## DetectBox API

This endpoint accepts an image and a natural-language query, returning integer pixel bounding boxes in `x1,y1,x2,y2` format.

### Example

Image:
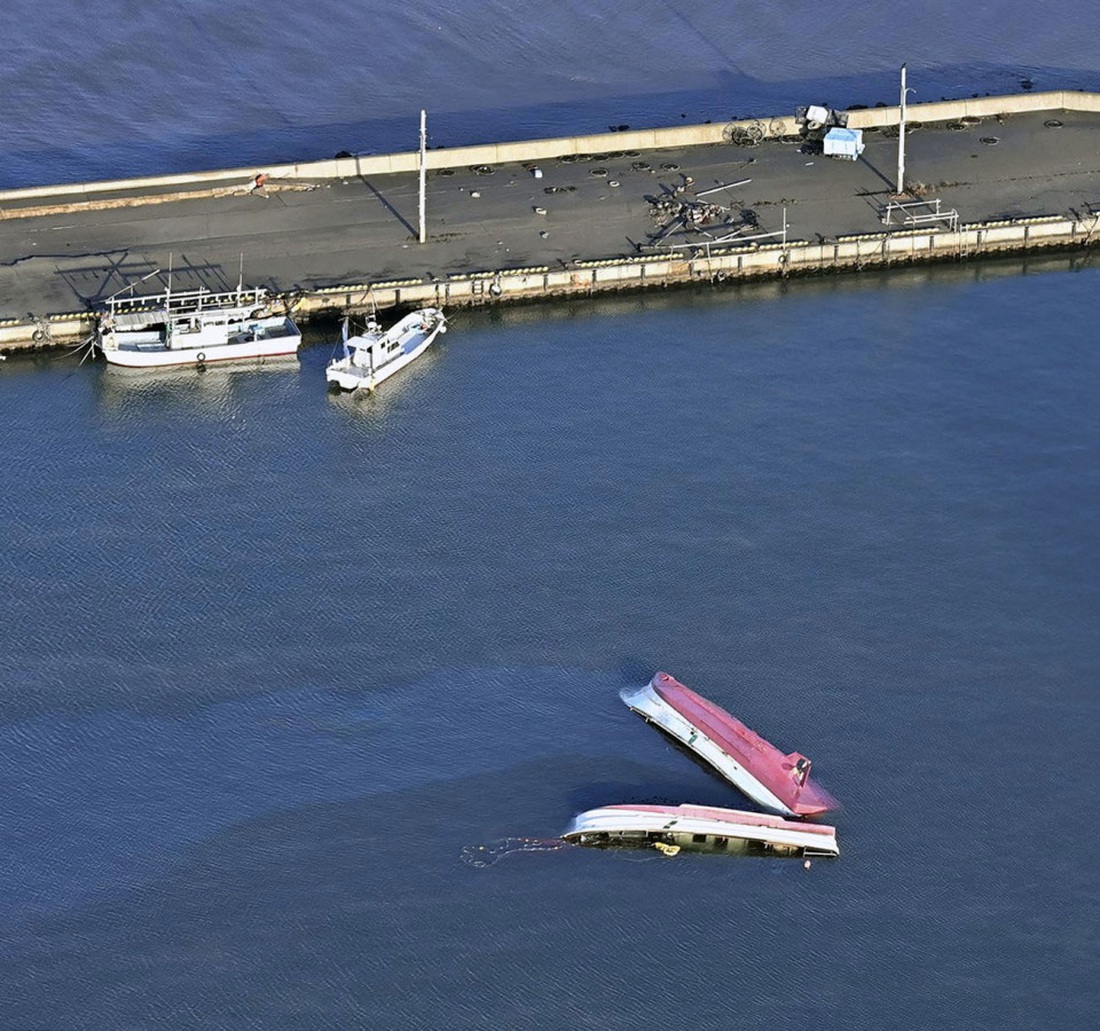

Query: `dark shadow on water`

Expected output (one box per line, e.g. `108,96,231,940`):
614,656,655,688
614,716,765,804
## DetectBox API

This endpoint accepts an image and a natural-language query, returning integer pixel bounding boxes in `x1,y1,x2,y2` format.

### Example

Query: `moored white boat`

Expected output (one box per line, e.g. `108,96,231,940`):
326,307,446,391
97,284,301,368
563,803,839,857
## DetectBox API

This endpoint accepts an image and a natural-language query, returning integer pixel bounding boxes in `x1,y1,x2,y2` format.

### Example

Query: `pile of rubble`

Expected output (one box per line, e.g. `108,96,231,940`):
648,178,728,231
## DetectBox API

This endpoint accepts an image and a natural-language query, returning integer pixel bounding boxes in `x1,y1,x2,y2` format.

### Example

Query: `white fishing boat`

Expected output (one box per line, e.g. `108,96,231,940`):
326,307,446,391
96,281,301,368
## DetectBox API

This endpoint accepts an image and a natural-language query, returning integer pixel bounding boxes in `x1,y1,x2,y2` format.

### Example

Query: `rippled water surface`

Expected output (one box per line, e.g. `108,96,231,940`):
3,3,1100,1026
4,0,1100,187
2,261,1098,1027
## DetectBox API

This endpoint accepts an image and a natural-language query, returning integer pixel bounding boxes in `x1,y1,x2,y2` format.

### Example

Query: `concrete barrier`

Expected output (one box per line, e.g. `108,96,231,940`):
4,90,1097,208
5,205,1095,355
845,89,1096,128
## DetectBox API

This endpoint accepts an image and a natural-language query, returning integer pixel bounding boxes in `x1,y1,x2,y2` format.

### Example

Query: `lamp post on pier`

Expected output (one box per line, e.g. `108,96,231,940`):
896,64,914,195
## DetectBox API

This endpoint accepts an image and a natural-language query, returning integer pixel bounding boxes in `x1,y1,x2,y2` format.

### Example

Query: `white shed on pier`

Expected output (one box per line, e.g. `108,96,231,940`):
823,127,865,160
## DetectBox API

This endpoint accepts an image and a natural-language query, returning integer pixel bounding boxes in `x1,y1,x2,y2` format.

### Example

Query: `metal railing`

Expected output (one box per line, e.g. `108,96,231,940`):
882,198,959,231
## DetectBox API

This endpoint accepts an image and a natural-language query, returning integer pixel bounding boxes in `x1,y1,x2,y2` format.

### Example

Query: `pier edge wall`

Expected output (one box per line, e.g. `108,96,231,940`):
4,211,1098,352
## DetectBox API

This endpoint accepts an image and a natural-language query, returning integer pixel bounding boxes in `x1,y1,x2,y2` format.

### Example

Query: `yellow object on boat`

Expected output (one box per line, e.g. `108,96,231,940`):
653,841,680,857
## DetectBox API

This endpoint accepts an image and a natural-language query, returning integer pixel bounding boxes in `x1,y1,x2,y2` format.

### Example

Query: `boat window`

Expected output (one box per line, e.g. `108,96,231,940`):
692,833,707,844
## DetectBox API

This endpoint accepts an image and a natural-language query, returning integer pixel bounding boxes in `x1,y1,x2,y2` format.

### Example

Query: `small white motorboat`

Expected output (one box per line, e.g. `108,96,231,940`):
326,307,447,392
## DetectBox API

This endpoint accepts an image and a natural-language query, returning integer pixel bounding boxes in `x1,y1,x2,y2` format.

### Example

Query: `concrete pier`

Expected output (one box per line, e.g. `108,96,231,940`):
2,89,1100,353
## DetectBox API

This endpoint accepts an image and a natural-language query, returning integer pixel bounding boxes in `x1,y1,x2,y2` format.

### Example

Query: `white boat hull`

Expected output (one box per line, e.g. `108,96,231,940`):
564,804,839,857
620,682,794,816
102,332,300,368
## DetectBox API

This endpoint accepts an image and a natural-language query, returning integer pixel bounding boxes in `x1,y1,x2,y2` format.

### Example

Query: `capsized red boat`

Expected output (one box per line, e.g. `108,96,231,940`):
620,672,838,818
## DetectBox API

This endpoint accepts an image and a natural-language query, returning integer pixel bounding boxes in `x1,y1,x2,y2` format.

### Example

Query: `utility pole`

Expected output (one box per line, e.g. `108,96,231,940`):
896,64,909,195
418,110,427,244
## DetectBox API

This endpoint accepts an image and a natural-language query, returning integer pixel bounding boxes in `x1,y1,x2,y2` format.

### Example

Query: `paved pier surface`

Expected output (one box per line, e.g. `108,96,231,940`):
1,110,1098,321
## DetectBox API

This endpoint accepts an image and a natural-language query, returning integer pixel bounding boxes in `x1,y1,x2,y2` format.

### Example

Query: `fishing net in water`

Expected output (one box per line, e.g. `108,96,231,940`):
461,837,571,868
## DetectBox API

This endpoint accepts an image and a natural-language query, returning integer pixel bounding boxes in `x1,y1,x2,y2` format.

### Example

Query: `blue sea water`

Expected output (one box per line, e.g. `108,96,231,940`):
3,0,1100,188
2,4,1100,1027
3,262,1098,1027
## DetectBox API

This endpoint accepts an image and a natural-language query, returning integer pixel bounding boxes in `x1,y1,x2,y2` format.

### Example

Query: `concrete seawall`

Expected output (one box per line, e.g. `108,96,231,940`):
4,211,1093,353
251,213,1100,316
2,89,1100,353
2,89,1094,203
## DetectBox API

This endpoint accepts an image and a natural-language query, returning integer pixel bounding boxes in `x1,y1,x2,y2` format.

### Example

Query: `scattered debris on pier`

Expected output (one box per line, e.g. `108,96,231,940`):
646,176,733,242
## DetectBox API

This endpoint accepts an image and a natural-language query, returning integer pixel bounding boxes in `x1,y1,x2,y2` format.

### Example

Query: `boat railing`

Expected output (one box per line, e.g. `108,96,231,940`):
105,285,268,319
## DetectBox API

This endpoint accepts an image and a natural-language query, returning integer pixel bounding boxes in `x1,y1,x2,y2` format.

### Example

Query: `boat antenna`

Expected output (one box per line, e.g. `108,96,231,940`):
238,253,244,298
167,252,173,302
366,286,379,331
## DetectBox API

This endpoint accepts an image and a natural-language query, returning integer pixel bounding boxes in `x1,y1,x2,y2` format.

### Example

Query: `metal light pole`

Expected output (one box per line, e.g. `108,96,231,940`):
896,64,912,195
418,109,427,244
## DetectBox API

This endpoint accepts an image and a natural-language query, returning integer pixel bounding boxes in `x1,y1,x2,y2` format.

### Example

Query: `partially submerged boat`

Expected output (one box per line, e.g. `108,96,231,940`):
326,307,446,391
621,672,837,818
563,803,839,857
97,283,301,368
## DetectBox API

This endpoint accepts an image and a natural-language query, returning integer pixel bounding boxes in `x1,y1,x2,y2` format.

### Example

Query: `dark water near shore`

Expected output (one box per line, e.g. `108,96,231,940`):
2,260,1098,1027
